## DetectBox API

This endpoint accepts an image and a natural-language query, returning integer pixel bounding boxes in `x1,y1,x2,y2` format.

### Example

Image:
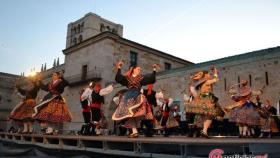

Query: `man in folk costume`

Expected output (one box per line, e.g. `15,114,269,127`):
259,99,279,138
183,84,198,137
10,76,40,134
141,84,158,137
112,61,157,138
90,82,113,135
33,71,72,135
159,97,177,137
185,66,224,138
226,80,261,138
79,82,94,135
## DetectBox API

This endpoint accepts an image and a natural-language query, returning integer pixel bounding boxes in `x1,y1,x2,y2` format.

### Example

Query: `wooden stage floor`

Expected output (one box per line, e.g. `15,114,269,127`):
1,132,279,158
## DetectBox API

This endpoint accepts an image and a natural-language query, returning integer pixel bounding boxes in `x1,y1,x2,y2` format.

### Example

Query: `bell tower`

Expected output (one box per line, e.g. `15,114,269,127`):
65,12,123,48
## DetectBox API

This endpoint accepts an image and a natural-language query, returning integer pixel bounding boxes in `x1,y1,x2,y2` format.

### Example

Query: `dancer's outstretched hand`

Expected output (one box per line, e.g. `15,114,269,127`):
117,61,124,69
152,64,159,71
213,67,218,75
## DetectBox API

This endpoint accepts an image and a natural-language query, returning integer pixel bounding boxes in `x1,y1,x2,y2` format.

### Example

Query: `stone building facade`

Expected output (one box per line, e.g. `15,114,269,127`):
155,47,280,113
0,73,20,130
1,12,280,132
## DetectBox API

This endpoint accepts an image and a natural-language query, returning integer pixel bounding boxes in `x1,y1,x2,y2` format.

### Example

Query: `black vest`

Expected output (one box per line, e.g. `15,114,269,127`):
143,89,157,107
91,91,104,104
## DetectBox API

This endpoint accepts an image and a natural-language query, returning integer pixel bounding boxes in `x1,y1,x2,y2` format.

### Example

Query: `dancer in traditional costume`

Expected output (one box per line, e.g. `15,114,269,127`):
159,97,179,137
185,66,224,138
259,100,279,138
183,85,197,137
10,77,40,134
33,71,72,134
112,61,157,138
79,83,93,135
90,82,113,135
141,84,158,137
227,80,261,138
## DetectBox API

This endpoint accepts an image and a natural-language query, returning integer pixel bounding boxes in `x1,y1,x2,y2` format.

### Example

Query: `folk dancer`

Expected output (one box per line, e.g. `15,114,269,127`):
185,66,224,138
33,72,72,135
226,80,262,138
90,82,113,135
79,83,93,135
112,61,157,138
10,76,40,134
259,99,279,138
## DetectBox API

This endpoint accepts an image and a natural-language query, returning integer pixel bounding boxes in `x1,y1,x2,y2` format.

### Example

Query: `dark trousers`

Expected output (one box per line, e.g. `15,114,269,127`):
91,108,101,122
179,121,187,135
90,108,101,135
142,120,154,137
80,112,91,135
83,112,91,123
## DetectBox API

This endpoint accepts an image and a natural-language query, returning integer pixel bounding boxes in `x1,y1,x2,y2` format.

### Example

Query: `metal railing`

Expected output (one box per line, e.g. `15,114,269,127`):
66,68,102,86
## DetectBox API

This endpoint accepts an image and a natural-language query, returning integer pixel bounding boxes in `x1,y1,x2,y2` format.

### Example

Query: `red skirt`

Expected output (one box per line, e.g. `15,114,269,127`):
10,99,36,121
34,99,72,123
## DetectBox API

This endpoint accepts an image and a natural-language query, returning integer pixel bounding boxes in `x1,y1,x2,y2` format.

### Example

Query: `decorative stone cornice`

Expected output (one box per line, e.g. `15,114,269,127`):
62,31,193,65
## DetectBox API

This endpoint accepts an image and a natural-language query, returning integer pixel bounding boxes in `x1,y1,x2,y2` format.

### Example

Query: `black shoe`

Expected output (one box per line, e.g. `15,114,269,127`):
80,125,86,135
41,128,47,134
84,125,91,135
200,131,210,139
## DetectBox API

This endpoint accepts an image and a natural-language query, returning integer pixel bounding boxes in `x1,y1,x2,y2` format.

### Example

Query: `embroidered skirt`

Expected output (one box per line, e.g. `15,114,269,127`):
160,115,179,129
229,102,260,126
10,99,36,122
34,98,72,123
260,116,279,133
112,89,146,121
185,95,224,118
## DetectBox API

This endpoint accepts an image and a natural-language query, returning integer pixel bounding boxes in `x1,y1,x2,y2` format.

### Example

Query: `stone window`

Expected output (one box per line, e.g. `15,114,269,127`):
112,28,117,34
79,35,83,43
74,27,76,34
249,74,252,87
81,65,88,81
265,72,269,85
71,28,74,35
106,26,111,31
130,51,138,67
73,38,77,45
77,24,81,33
81,22,84,32
100,23,105,32
164,62,171,70
224,78,227,91
237,76,240,87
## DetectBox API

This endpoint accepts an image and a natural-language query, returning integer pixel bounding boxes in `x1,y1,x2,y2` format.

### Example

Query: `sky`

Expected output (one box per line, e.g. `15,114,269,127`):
1,0,280,75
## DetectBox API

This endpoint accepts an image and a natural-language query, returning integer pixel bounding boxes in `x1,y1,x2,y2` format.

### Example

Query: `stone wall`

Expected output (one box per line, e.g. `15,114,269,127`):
0,73,20,130
155,47,280,114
